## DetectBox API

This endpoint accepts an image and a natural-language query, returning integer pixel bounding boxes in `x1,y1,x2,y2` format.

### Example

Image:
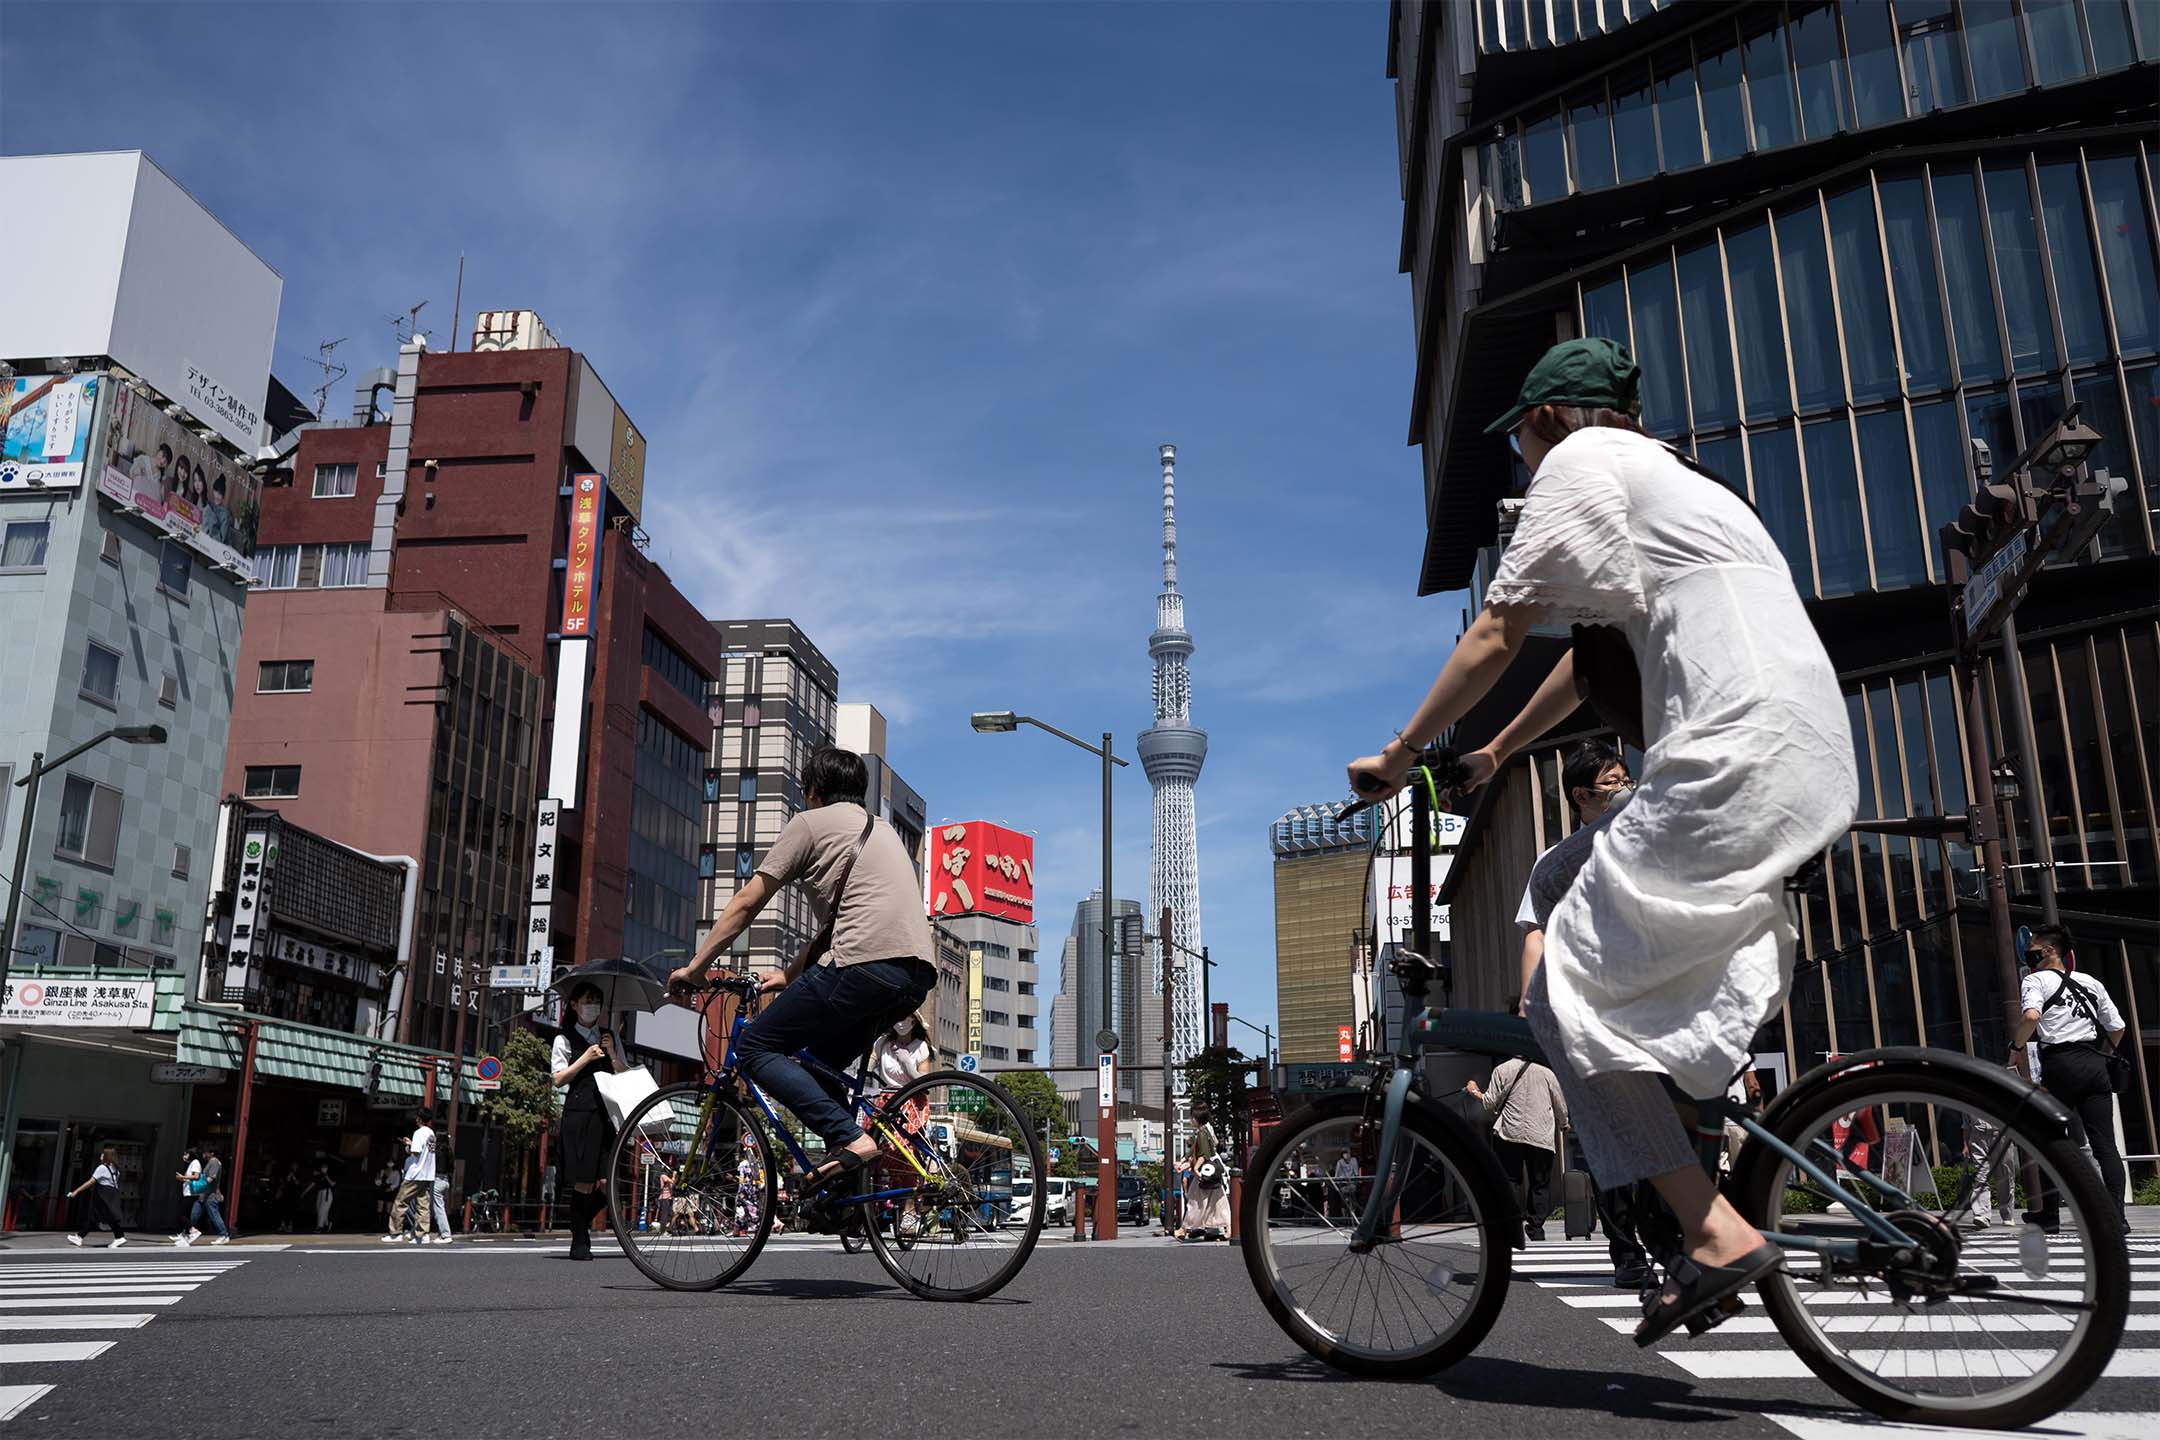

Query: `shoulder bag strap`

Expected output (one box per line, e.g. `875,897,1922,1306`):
1488,1060,1527,1121
798,812,877,966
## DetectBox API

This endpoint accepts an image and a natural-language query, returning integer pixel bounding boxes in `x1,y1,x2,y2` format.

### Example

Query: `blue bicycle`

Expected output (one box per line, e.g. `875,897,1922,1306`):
606,973,1048,1301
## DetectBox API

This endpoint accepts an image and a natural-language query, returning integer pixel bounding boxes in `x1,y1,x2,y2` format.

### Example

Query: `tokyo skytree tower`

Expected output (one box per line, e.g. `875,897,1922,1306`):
1136,443,1207,1104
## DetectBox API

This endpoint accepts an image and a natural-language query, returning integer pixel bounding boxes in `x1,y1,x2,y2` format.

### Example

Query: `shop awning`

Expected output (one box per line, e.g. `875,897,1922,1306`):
175,1004,489,1104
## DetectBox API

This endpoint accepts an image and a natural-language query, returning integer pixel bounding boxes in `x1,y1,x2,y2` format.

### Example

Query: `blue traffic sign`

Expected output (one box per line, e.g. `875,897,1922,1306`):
958,1052,980,1073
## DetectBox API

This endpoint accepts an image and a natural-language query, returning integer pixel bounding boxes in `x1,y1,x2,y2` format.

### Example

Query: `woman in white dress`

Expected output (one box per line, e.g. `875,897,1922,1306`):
1349,337,1856,1343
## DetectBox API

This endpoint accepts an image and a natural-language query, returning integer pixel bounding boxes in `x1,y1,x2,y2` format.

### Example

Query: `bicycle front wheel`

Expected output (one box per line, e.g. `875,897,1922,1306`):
1731,1053,2130,1430
1239,1093,1515,1377
606,1081,776,1291
862,1070,1046,1301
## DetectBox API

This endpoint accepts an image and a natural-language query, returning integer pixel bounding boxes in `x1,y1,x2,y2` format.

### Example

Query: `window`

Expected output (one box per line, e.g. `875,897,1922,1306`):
54,775,122,868
1651,44,1703,172
1802,415,1869,596
2024,0,2091,85
1016,1050,1034,1064
1965,0,2029,98
2037,160,2108,364
375,461,387,480
0,521,50,571
1741,13,1801,151
736,773,757,803
158,539,190,598
1826,184,1898,403
1788,4,1848,139
2084,0,2139,68
2089,154,2160,357
258,660,315,693
1776,201,1844,411
1878,176,1951,391
158,671,178,708
1983,161,2058,376
243,765,302,799
1676,241,1737,429
1749,425,1814,596
312,463,358,498
80,640,121,707
1018,1013,1036,1029
172,843,191,880
734,847,756,880
1842,0,1905,127
1696,25,1749,163
1725,221,1791,418
1898,0,1969,113
1966,388,2017,474
256,545,298,589
1855,408,1926,588
1581,274,1631,348
1567,87,1615,191
319,542,366,588
1626,257,1685,434
1610,63,1656,182
1522,107,1567,202
1931,167,2004,382
1910,399,1970,552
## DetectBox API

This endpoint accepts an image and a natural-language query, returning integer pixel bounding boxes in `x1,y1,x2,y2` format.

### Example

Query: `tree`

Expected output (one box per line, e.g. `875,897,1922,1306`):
1179,1045,1253,1158
991,1070,1072,1174
478,1030,557,1198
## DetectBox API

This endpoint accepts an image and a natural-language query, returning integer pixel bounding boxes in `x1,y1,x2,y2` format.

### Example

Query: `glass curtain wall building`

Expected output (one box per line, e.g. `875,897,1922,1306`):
1389,0,2158,1162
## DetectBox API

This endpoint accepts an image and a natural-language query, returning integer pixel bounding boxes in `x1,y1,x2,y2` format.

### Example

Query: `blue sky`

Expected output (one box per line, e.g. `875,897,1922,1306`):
2,0,1467,1051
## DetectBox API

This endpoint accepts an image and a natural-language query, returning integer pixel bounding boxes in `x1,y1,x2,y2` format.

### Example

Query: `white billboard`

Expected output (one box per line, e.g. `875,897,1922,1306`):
0,152,281,452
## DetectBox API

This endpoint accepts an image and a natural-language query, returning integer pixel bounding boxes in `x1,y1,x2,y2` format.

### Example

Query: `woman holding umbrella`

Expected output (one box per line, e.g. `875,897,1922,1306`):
549,980,628,1260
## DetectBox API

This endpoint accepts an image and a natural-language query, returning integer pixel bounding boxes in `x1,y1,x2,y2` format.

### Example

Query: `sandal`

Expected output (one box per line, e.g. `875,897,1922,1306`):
1633,1241,1783,1347
802,1147,872,1198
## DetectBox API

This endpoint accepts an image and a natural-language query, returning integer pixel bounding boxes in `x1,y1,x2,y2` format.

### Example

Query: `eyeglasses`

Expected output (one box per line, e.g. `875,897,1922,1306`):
1595,777,1635,794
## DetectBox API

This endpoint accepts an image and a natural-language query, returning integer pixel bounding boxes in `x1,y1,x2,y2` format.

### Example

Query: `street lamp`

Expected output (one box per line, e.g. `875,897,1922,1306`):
970,709,1128,1238
2,724,168,995
1224,1013,1274,1070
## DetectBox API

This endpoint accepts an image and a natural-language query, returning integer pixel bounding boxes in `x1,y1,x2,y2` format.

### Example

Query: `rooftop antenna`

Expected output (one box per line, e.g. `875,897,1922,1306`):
449,253,465,354
309,338,348,423
391,300,429,347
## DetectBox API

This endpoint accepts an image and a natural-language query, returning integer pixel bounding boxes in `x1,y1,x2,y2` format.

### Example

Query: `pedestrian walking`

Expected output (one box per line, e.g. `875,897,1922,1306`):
1466,1036,1568,1248
550,982,627,1260
171,1147,201,1243
304,1161,336,1234
1329,1149,1358,1223
429,1155,454,1246
380,1108,439,1245
1964,1098,2023,1227
2012,923,2130,1232
176,1145,231,1246
375,1155,400,1230
1183,1107,1231,1240
66,1143,127,1247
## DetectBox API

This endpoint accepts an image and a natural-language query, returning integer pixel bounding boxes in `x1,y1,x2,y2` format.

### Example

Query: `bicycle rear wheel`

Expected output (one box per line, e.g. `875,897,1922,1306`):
862,1071,1046,1301
1731,1054,2130,1429
607,1081,776,1291
1239,1093,1515,1377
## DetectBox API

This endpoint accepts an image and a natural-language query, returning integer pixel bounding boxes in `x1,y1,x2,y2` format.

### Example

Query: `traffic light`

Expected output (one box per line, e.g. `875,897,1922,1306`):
2038,469,2129,559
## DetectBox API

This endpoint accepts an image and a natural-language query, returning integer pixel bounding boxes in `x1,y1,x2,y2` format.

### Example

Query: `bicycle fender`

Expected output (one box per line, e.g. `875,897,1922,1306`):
1754,1046,2078,1145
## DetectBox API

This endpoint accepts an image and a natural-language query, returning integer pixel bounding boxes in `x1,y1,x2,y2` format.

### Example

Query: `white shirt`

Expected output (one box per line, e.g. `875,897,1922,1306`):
91,1163,117,1190
1515,844,1557,932
2020,969,2124,1045
405,1124,437,1184
1487,428,1856,1098
871,1034,929,1090
179,1158,201,1198
551,1023,606,1078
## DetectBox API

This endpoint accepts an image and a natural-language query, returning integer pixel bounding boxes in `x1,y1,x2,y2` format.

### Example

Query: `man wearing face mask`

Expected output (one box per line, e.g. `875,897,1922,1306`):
2010,924,2129,1234
550,982,626,1260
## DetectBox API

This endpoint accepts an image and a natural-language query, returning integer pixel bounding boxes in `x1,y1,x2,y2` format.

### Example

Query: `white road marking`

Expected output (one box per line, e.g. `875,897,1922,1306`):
1663,1349,2160,1380
0,1343,113,1365
0,1386,52,1422
1764,1411,2160,1440
0,1315,152,1331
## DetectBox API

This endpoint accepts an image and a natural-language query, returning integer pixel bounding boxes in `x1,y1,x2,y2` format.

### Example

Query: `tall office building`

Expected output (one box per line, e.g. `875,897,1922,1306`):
1269,803,1380,1063
700,620,838,973
926,820,1042,1067
1136,444,1207,1100
835,701,927,870
1386,4,2157,1143
1050,891,1156,1110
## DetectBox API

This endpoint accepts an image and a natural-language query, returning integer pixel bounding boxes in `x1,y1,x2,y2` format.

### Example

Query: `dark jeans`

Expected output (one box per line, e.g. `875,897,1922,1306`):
2035,1043,2128,1222
1493,1139,1554,1238
189,1194,229,1237
735,958,936,1149
75,1188,125,1241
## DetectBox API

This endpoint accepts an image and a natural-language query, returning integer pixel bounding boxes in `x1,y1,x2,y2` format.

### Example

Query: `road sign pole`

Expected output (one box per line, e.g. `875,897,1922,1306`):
1993,610,2060,927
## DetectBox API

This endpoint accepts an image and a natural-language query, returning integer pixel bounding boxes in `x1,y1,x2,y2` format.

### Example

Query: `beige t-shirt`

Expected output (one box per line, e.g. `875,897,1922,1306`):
757,803,934,970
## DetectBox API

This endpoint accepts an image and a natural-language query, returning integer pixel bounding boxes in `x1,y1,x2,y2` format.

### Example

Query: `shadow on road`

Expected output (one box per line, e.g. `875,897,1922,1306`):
601,1275,1031,1305
1213,1354,1841,1427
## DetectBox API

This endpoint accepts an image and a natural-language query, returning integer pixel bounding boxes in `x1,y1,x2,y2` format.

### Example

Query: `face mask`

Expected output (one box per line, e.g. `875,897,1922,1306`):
576,1002,602,1024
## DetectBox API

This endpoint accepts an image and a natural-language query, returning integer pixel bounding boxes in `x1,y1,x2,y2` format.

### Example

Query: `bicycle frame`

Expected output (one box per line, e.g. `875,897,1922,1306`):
1349,1001,1913,1264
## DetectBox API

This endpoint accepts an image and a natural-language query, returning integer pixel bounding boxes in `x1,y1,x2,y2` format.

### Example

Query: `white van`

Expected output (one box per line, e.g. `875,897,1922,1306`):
1011,1176,1075,1224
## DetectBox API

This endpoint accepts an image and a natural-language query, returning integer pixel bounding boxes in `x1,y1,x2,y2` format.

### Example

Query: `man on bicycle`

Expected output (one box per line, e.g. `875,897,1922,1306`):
669,746,937,1204
1349,338,1856,1344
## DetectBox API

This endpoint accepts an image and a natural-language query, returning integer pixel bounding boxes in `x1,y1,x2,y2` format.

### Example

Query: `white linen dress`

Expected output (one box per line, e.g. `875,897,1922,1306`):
1486,428,1856,1100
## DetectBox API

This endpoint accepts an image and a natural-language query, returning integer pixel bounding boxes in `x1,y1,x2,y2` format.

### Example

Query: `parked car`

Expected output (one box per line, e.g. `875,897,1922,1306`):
1011,1176,1075,1225
1115,1173,1149,1224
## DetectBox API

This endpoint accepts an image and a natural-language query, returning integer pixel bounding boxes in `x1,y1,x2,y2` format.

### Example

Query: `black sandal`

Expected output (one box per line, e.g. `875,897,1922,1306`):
1633,1242,1783,1347
803,1148,871,1198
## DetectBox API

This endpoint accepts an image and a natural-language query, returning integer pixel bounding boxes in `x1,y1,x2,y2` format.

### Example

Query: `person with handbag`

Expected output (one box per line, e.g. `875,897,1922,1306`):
2011,924,2129,1233
550,982,627,1260
669,746,938,1218
1182,1107,1231,1240
1466,1031,1569,1248
381,1108,440,1245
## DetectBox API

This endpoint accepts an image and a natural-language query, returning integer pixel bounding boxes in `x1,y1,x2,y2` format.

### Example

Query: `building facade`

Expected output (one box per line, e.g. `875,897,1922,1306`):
836,702,928,869
1388,1,2158,1153
926,820,1042,1068
1269,803,1382,1063
700,620,839,972
1050,893,1157,1109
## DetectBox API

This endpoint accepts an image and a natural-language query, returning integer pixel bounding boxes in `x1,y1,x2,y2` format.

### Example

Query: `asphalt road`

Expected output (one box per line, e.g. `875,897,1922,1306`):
0,1231,2153,1437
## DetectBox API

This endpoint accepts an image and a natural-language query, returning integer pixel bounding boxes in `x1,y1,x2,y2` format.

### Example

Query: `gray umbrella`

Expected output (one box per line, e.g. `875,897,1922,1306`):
544,957,670,1016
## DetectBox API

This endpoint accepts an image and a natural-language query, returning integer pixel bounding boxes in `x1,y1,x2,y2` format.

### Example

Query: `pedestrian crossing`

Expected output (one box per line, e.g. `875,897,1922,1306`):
0,1254,249,1423
1517,1230,2160,1435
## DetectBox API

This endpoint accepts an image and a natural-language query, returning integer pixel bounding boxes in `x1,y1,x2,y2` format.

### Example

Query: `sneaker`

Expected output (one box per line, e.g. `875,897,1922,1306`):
409,1234,423,1245
187,1228,202,1240
379,1233,408,1243
211,1235,231,1245
174,1235,192,1247
66,1234,83,1247
1967,1211,1994,1228
430,1235,452,1245
110,1237,128,1249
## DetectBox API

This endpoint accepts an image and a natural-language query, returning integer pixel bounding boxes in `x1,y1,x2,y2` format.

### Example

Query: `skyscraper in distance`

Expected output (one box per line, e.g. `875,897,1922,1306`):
1137,444,1206,1110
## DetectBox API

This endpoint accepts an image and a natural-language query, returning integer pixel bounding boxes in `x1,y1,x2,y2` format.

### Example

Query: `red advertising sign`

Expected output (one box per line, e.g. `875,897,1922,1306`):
928,821,1035,923
1338,1024,1354,1062
561,473,603,635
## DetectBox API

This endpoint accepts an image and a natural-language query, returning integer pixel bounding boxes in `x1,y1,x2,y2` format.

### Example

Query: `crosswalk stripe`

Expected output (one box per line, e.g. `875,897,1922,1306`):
1766,1410,2160,1440
1662,1349,2160,1380
0,1285,202,1298
1558,1288,2106,1308
0,1297,182,1309
0,1316,152,1332
0,1343,113,1365
1602,1314,2160,1335
0,1386,51,1422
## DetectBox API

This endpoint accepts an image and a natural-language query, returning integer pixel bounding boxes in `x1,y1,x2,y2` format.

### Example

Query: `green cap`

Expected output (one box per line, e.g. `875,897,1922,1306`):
1483,337,1642,435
